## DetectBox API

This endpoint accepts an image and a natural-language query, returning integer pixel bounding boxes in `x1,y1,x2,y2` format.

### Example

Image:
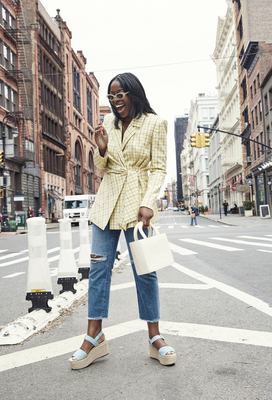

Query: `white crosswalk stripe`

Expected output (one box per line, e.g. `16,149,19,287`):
179,238,244,252
211,237,272,248
169,242,197,256
238,236,272,242
0,247,61,268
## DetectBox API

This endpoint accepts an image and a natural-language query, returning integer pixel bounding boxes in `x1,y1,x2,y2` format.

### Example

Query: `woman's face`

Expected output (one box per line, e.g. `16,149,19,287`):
110,80,132,121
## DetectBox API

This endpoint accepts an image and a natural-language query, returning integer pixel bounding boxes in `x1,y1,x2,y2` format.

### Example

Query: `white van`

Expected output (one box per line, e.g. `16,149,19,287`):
63,194,96,225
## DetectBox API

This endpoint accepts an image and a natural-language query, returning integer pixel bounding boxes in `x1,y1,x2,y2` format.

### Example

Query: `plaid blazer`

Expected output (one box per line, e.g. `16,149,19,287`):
89,113,167,230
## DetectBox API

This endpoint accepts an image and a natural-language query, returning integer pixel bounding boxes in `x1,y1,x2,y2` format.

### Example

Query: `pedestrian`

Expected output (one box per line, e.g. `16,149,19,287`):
69,72,176,369
37,207,43,217
223,200,228,216
27,207,34,218
190,203,197,226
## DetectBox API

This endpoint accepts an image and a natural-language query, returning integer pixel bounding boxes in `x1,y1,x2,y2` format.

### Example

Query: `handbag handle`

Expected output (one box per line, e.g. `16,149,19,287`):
133,221,160,241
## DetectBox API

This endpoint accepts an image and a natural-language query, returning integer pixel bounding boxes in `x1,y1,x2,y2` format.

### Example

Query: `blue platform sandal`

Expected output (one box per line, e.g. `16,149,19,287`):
69,331,109,370
149,335,176,366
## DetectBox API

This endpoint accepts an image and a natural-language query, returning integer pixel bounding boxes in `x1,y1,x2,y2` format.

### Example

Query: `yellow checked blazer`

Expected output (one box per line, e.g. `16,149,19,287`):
89,112,167,230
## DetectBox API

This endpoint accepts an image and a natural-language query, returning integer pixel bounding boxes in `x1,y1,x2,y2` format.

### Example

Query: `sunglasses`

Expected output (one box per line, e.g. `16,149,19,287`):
106,92,129,101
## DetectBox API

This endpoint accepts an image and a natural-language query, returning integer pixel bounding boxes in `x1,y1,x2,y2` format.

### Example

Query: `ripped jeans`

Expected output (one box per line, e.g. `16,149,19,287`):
88,223,160,322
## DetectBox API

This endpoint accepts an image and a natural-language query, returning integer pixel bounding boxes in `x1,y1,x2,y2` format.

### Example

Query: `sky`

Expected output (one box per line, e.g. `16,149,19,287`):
42,0,228,189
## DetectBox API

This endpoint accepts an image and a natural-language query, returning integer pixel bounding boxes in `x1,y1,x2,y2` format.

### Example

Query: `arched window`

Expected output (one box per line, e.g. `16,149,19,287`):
88,152,93,194
74,141,82,194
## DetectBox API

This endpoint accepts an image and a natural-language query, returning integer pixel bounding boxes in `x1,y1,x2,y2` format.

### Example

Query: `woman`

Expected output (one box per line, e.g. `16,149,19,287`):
190,203,197,226
69,72,176,369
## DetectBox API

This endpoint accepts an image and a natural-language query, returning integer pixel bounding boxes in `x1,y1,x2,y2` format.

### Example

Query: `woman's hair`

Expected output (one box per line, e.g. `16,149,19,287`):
107,72,156,129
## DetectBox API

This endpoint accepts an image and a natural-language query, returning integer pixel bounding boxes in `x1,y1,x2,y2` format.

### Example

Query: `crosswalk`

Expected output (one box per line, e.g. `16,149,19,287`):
156,224,231,229
0,233,271,281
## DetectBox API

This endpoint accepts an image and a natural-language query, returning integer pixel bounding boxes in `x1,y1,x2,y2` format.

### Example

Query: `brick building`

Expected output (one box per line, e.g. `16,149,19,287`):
56,11,102,197
232,0,272,214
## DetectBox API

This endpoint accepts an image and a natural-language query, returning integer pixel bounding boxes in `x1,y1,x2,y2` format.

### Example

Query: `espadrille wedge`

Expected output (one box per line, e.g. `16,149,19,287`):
149,334,176,366
69,331,109,370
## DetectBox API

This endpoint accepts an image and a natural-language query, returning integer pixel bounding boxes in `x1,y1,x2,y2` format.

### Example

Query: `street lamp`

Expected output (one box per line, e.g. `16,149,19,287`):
1,114,19,232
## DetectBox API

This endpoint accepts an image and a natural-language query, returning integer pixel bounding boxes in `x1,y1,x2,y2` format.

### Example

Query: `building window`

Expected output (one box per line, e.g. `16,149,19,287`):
260,131,263,155
268,125,271,148
209,108,215,119
253,80,256,96
257,136,260,158
259,101,262,122
257,73,260,89
2,6,7,28
4,85,9,109
250,85,253,100
206,175,209,186
205,158,209,170
255,105,258,126
88,152,93,193
86,86,93,126
238,17,243,41
73,63,81,112
202,108,208,119
241,77,247,101
269,88,272,110
264,94,268,114
243,106,249,125
74,141,81,189
251,110,254,130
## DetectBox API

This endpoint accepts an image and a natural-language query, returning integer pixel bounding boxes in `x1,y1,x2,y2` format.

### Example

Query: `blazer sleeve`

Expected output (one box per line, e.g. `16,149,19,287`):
140,118,167,210
93,147,108,170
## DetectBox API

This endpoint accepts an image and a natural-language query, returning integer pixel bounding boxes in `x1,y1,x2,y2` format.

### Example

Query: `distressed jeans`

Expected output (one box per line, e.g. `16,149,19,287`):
88,223,160,322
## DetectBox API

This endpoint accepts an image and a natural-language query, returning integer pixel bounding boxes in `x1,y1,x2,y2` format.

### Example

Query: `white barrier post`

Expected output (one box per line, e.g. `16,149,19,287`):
26,217,53,313
78,218,91,280
57,219,78,294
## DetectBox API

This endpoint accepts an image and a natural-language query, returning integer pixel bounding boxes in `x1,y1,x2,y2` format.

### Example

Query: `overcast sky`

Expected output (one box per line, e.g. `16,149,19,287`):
42,0,228,188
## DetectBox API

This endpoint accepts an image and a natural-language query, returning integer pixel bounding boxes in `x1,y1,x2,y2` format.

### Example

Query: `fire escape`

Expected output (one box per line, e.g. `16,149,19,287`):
4,0,34,164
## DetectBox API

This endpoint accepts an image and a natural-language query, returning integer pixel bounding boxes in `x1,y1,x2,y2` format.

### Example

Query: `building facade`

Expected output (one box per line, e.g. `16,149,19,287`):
232,0,272,214
174,114,188,203
211,0,243,213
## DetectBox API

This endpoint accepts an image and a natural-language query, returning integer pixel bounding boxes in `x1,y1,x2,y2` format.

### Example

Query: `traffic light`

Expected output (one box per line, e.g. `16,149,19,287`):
190,134,197,147
0,150,4,165
201,132,210,147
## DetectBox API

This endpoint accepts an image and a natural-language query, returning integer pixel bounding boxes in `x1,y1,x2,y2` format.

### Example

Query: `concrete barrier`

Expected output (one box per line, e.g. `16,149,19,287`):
78,218,91,280
57,219,78,294
26,217,54,313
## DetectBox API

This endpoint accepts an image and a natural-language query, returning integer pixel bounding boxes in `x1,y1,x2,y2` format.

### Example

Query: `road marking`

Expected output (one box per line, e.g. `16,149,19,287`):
194,225,204,228
211,237,272,248
172,262,272,318
238,236,272,242
257,249,272,253
0,249,29,261
47,247,79,264
179,238,244,252
169,242,197,255
168,226,174,229
3,272,25,279
1,318,272,372
0,250,7,254
208,225,220,228
0,247,60,268
180,225,189,228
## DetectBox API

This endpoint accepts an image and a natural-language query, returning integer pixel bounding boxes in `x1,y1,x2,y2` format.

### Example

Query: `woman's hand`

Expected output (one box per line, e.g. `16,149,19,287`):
95,122,108,156
138,207,153,229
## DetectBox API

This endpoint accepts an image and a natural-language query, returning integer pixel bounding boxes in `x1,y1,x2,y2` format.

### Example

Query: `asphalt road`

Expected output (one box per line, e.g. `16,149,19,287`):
0,212,272,400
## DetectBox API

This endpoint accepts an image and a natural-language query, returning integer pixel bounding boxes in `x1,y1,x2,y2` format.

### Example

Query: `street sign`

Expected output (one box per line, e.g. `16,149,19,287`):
237,184,250,193
246,178,253,185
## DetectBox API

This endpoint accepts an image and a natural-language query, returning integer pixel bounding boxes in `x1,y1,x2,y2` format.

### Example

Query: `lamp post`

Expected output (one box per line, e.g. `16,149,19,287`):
1,114,19,232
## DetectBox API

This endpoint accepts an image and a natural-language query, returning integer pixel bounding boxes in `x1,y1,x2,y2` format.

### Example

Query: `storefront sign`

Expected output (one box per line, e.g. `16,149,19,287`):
232,185,236,191
260,205,270,219
246,178,253,185
14,195,24,202
237,184,250,192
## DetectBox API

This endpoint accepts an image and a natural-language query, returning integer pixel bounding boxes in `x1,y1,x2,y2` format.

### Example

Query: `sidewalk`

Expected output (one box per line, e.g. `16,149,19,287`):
198,212,272,227
0,222,60,236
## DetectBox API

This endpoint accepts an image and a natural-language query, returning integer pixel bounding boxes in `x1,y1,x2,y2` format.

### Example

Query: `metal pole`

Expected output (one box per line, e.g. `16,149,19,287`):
1,121,9,232
218,184,222,219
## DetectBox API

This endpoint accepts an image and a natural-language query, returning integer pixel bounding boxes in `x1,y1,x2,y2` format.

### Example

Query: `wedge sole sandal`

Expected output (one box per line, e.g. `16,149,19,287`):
69,340,109,370
149,343,176,366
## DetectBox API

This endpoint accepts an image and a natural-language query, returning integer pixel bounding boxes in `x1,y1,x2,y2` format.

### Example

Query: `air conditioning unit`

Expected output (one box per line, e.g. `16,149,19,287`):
247,156,251,162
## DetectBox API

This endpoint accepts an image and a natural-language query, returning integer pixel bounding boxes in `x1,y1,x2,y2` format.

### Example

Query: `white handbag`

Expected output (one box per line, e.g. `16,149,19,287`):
129,222,174,275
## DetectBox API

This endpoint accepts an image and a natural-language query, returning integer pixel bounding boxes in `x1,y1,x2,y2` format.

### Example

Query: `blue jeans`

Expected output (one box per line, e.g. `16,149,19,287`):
191,216,197,225
88,223,160,322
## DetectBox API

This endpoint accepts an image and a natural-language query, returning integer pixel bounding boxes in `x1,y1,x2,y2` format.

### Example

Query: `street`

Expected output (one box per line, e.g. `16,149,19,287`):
0,212,272,400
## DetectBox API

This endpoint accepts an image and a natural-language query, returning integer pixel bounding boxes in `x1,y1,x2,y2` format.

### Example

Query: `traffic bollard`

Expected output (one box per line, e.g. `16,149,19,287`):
78,218,91,280
26,217,54,313
57,219,78,294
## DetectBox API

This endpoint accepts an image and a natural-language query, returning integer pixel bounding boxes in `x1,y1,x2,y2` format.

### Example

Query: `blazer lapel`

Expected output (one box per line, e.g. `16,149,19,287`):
121,114,146,150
